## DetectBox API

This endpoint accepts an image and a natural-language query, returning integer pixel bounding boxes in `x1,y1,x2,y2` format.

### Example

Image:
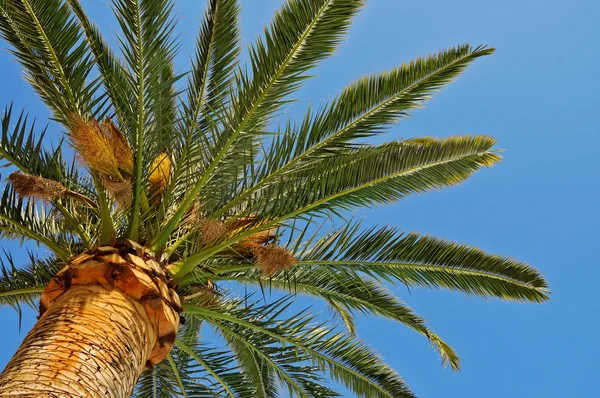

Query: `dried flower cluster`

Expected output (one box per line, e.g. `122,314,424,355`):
199,219,228,245
254,244,297,276
195,216,292,275
233,229,277,254
8,172,67,201
68,116,134,207
69,116,132,177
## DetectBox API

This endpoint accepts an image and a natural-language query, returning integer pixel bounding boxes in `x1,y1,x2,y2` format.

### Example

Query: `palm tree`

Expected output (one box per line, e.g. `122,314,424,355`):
0,0,549,396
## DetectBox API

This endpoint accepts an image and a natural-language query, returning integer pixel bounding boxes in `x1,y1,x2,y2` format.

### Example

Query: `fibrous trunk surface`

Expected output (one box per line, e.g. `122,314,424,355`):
0,245,181,397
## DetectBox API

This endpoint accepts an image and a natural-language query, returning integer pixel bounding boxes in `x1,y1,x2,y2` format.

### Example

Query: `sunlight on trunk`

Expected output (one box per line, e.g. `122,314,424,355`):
0,284,155,397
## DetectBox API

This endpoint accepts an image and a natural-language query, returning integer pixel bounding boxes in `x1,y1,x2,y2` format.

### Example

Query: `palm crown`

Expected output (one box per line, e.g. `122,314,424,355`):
0,0,549,396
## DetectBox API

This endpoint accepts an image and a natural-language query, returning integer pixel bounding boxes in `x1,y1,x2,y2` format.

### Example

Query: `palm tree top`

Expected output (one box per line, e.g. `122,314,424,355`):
0,0,549,396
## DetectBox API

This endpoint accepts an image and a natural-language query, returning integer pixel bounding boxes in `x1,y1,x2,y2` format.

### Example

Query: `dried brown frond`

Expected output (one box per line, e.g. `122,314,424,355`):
8,172,66,201
196,289,218,307
68,115,120,176
101,175,132,209
200,219,228,245
102,119,133,175
148,153,171,203
254,245,297,277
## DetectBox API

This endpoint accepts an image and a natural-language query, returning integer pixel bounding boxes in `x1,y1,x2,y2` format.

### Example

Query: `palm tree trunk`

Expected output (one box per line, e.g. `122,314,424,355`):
0,247,181,397
0,284,156,397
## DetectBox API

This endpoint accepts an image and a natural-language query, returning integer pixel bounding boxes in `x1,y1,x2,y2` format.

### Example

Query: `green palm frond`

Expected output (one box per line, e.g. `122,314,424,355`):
0,184,77,259
240,0,364,126
134,360,214,398
66,0,133,123
0,251,61,314
214,136,499,220
215,44,493,217
180,292,334,397
185,297,414,398
135,341,249,397
0,105,80,186
177,309,204,346
218,325,342,398
182,298,331,398
111,0,179,239
152,0,365,252
216,267,459,370
293,221,549,302
0,0,100,123
187,0,240,119
174,136,500,277
167,0,241,217
292,45,494,158
136,300,252,397
223,325,278,398
175,339,245,398
135,362,180,398
257,136,501,218
166,354,188,398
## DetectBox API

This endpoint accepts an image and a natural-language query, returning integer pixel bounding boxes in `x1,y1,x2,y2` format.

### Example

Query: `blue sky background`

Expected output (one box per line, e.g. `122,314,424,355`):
1,0,599,396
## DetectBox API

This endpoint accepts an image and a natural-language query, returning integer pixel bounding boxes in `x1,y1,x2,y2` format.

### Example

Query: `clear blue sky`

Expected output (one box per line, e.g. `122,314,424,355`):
1,0,598,397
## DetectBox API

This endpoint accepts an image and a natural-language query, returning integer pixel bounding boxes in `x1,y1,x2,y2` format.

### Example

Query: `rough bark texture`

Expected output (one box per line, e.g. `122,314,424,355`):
0,284,156,397
0,245,181,397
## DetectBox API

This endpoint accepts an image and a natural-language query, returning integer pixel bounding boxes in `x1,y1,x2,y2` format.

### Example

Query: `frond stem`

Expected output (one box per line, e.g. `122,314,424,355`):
174,339,236,398
166,353,188,398
172,149,494,281
0,286,43,299
152,0,335,253
212,48,488,218
53,201,93,249
128,0,146,241
185,305,394,398
0,215,70,260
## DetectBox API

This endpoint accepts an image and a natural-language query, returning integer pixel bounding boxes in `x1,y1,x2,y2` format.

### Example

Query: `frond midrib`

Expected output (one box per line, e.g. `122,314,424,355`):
216,273,441,338
129,0,147,239
175,338,236,398
0,286,43,298
298,260,549,292
213,47,487,218
166,354,188,398
21,1,76,107
212,321,312,398
0,214,69,260
167,0,230,209
186,305,399,398
175,147,495,278
152,0,337,251
213,260,546,293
